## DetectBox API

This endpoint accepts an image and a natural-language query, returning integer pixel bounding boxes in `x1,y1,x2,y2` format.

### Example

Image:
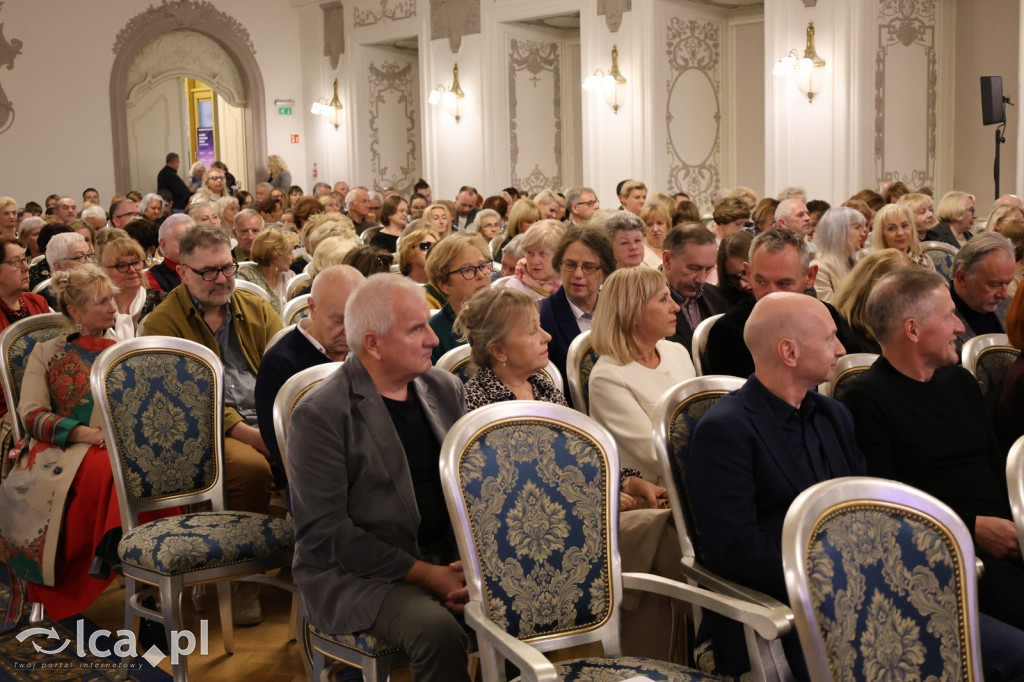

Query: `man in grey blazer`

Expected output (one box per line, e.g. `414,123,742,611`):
287,274,471,682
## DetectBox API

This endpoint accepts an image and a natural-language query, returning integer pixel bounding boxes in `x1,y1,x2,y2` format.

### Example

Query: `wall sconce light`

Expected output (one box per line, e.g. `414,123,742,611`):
310,78,344,129
428,64,465,123
772,21,827,103
583,45,627,114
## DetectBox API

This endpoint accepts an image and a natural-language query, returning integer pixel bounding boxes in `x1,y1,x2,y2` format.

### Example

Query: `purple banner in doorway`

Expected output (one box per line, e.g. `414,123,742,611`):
196,127,215,168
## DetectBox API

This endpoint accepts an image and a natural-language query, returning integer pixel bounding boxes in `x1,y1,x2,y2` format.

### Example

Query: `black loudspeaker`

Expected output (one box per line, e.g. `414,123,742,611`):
982,76,1005,125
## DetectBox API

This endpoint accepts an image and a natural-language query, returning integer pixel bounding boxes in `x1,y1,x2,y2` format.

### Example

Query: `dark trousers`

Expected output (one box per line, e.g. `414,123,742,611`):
368,582,470,682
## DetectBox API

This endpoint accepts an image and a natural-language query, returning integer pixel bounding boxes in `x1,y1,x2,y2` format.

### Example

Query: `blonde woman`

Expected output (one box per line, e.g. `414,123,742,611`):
931,190,976,247
192,167,229,203
588,267,695,483
832,248,917,353
640,202,672,269
424,201,453,240
237,227,298,315
216,195,240,233
981,203,1024,233
533,189,562,220
495,198,541,262
397,221,440,291
0,197,17,238
870,203,934,270
267,154,292,189
897,192,937,242
188,161,206,192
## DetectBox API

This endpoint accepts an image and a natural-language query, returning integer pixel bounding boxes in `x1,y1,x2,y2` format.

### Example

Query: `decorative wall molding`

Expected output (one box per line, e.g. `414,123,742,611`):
113,1,255,57
126,30,245,105
665,17,722,211
321,1,344,68
597,0,631,33
110,1,267,191
875,0,937,189
0,3,23,134
367,59,419,196
430,0,480,53
354,0,416,28
507,38,562,194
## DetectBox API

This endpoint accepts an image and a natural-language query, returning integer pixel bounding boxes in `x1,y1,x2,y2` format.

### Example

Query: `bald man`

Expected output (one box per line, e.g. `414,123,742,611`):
685,293,864,679
255,265,366,502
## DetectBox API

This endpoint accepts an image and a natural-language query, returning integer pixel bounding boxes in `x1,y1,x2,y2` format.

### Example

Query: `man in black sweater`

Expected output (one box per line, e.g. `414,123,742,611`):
842,266,1024,634
157,152,192,211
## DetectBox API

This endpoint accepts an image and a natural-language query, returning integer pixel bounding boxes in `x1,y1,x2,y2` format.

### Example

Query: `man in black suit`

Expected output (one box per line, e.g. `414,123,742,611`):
255,265,364,501
687,292,862,678
662,224,729,353
156,153,192,211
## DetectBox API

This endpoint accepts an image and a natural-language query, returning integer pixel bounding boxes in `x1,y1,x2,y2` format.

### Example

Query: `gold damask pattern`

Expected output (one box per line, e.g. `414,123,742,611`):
806,505,968,681
103,351,217,500
118,511,293,576
974,347,1019,410
458,419,610,640
512,655,713,681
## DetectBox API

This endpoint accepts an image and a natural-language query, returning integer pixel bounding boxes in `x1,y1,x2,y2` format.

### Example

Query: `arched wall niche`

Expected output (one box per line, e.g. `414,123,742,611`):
109,0,267,191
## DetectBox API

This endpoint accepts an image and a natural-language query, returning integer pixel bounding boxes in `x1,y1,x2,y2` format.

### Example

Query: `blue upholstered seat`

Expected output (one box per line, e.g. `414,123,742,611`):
307,625,403,657
442,402,789,682
784,477,982,681
119,511,293,576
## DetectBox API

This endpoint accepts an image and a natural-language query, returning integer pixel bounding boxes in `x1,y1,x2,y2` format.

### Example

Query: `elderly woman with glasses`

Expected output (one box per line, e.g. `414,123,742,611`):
505,219,566,299
426,233,492,363
99,237,165,340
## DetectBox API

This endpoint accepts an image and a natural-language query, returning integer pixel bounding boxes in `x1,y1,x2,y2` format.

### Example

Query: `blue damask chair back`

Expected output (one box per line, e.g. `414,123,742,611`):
783,476,982,681
920,240,959,281
0,313,67,448
566,330,597,415
962,333,1019,411
91,336,225,527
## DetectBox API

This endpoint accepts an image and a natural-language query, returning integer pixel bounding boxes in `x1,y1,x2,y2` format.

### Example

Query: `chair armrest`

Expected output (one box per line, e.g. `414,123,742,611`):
464,602,559,682
680,559,795,617
976,557,985,578
622,572,791,640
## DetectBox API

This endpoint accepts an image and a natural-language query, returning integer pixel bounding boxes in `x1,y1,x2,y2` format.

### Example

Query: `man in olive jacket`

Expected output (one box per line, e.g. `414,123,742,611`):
142,224,282,516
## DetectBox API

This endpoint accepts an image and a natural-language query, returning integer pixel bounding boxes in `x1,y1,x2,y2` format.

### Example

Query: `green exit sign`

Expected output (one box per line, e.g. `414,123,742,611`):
278,106,293,115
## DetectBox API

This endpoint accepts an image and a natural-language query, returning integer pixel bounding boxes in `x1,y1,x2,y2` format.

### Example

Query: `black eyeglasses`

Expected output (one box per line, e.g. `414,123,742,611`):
448,260,491,280
107,260,145,273
185,263,239,281
574,199,599,209
60,252,96,264
114,211,140,221
417,241,433,252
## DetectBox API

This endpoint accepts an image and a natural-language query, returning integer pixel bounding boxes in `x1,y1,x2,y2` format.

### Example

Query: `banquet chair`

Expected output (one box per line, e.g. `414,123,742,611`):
91,337,296,682
690,314,723,376
920,240,959,281
962,333,1018,411
436,342,563,394
282,294,312,326
783,476,982,681
565,330,597,415
441,401,790,682
816,353,879,401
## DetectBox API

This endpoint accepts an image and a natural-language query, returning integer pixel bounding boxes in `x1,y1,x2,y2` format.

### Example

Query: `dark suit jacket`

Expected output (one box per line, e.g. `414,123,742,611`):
539,287,582,405
287,355,466,634
157,165,192,210
706,295,860,377
667,284,729,352
255,327,333,483
925,222,969,249
685,378,864,672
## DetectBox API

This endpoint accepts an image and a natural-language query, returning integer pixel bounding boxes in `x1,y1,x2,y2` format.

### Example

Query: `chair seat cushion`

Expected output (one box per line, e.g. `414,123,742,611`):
119,511,294,576
308,624,402,657
512,656,719,681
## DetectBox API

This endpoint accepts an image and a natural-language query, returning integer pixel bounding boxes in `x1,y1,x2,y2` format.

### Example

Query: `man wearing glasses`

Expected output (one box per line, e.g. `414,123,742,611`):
142,224,283,624
110,199,141,230
564,186,599,227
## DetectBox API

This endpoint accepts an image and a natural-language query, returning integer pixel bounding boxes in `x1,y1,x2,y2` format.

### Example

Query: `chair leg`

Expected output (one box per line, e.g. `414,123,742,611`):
28,602,45,624
216,581,234,655
288,592,298,642
157,577,188,682
311,647,327,682
364,657,390,682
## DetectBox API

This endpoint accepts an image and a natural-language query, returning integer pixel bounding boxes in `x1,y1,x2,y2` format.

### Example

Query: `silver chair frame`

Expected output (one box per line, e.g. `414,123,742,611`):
565,329,593,415
0,312,67,452
690,313,723,377
962,332,1013,376
436,342,563,394
233,278,275,306
91,336,296,682
282,294,312,326
652,376,794,681
441,401,790,682
286,273,312,300
782,476,982,682
816,353,878,398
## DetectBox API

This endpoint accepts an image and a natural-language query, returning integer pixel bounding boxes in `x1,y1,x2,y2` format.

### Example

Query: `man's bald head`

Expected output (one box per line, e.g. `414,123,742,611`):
308,265,366,360
745,292,844,388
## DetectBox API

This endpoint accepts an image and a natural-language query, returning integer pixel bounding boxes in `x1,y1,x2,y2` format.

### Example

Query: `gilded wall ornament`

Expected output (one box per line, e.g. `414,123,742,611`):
0,2,23,134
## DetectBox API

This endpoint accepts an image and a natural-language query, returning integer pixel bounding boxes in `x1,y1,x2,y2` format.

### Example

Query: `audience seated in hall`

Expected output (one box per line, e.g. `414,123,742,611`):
588,266,695,484
539,226,614,402
661,224,729,352
288,274,471,682
255,264,364,502
950,231,1015,354
705,228,860,378
841,266,1024,636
